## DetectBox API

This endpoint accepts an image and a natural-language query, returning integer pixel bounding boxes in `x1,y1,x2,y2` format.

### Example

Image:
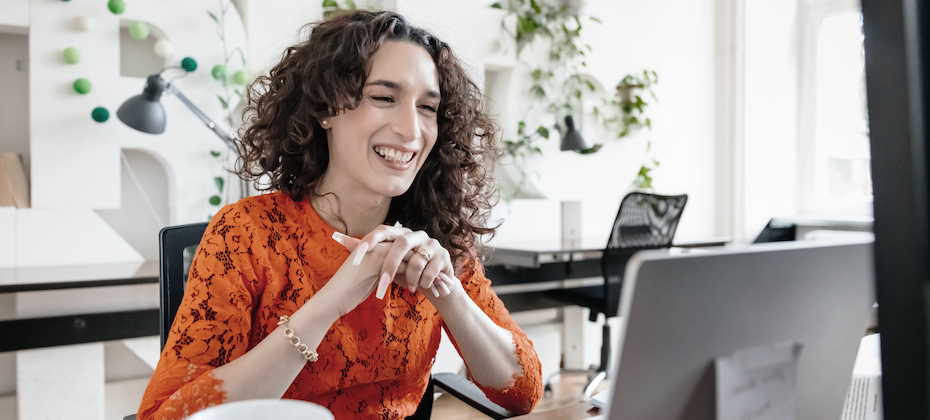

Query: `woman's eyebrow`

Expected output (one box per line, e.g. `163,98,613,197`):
366,79,440,99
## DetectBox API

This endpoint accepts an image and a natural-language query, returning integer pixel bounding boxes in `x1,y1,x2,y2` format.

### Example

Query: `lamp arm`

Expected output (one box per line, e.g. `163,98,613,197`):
165,83,238,151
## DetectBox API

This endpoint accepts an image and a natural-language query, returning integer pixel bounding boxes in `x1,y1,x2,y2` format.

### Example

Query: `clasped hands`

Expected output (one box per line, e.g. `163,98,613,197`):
331,223,458,302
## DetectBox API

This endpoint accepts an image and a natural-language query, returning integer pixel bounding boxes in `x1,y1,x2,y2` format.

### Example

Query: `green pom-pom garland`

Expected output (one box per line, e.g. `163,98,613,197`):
107,0,126,15
181,57,197,72
232,70,249,85
63,47,81,64
73,78,92,94
128,21,149,40
211,65,226,80
91,107,109,122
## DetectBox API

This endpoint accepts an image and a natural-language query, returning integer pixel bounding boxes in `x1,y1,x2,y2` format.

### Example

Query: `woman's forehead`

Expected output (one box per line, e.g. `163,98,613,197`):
366,41,440,94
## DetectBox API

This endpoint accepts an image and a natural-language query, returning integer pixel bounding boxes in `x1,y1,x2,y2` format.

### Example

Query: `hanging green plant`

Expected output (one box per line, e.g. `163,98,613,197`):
322,0,357,19
595,70,658,138
593,70,660,191
492,0,600,164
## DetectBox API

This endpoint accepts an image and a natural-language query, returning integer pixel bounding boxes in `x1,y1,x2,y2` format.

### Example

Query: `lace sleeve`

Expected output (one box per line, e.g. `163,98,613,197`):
137,205,259,420
442,258,544,415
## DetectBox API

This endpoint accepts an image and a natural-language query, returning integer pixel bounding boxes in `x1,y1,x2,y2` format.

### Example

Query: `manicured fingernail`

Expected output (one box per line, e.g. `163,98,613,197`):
438,273,452,294
431,284,440,297
352,241,369,266
394,221,402,228
376,272,390,299
332,231,349,246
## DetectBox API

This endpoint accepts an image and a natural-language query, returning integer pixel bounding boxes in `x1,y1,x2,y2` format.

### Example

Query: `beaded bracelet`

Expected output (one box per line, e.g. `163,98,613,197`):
278,315,319,363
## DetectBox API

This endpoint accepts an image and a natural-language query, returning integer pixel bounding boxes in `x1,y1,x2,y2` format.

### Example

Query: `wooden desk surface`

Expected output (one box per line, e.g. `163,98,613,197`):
511,402,600,419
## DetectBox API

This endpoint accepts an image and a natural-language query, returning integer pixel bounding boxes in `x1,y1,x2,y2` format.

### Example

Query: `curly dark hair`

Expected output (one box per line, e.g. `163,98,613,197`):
237,10,501,266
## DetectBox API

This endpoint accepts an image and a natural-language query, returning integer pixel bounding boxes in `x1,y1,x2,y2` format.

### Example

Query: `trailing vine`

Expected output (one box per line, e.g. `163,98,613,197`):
207,0,249,218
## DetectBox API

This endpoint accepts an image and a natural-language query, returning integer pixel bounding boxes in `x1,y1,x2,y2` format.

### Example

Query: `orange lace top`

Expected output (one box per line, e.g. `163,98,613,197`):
137,192,543,420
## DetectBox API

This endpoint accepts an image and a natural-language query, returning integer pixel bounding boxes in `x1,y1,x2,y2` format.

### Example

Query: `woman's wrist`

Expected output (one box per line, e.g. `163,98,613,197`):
426,280,467,313
294,290,342,330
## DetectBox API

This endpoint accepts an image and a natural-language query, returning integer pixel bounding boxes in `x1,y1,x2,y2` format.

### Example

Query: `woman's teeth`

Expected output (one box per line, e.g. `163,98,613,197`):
374,146,414,163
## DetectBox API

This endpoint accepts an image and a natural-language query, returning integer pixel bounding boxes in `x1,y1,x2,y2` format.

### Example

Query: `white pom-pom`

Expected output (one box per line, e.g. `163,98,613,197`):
73,16,95,32
153,39,174,59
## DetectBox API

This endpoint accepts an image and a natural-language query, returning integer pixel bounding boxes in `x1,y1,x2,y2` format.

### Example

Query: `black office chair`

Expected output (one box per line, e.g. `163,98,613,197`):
753,218,797,243
126,222,514,420
544,192,687,399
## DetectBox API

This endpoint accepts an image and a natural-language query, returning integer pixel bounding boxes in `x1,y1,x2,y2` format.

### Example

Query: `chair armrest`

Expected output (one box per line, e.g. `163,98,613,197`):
432,372,514,420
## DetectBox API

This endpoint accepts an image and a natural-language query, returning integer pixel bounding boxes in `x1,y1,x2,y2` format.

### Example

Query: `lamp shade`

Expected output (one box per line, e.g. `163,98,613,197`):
117,75,167,134
560,115,590,151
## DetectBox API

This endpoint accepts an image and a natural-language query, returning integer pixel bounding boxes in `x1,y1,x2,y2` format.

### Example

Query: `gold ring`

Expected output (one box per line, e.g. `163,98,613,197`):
415,248,431,262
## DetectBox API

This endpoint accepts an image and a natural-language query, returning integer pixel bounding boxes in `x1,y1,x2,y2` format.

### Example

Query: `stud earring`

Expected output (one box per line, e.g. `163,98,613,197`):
321,120,328,127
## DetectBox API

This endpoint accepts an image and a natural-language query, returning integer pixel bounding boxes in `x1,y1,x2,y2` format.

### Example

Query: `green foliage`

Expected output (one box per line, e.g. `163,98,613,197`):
592,70,661,191
209,195,221,206
322,0,357,17
597,70,658,138
493,0,601,163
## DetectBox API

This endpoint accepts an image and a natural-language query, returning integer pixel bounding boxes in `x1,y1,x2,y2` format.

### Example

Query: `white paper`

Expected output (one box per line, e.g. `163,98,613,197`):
715,342,802,420
589,388,611,409
841,334,882,420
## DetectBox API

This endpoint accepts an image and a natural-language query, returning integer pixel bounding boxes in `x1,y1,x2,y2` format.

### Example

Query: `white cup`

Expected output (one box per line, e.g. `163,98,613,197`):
186,399,334,420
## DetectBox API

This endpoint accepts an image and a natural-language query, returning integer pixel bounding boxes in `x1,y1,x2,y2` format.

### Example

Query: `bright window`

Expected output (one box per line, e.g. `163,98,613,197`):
800,4,871,216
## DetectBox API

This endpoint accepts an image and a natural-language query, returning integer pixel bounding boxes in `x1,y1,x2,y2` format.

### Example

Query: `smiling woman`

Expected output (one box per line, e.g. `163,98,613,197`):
135,10,543,420
322,41,441,207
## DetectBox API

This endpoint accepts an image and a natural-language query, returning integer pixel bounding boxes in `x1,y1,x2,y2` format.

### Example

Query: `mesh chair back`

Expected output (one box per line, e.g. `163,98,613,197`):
607,192,688,250
158,222,209,349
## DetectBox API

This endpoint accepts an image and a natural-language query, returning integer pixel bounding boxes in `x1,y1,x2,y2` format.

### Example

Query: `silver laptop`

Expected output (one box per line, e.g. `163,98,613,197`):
599,238,875,419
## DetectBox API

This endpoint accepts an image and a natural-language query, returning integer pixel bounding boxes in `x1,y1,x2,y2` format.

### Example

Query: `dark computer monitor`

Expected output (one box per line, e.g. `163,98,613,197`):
862,0,930,417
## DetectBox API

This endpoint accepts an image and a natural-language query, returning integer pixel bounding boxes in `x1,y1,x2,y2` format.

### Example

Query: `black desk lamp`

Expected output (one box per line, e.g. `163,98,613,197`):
118,72,247,199
117,73,237,151
560,115,590,151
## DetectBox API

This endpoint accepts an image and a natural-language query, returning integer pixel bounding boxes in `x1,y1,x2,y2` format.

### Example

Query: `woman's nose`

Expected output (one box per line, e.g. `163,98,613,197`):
392,102,419,142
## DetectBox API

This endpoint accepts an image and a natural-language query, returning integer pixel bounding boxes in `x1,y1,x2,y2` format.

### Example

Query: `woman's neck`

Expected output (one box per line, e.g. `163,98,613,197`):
312,176,391,237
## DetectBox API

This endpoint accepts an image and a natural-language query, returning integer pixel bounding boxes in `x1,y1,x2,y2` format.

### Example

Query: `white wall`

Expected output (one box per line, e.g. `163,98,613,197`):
487,0,719,244
0,0,28,31
585,0,718,243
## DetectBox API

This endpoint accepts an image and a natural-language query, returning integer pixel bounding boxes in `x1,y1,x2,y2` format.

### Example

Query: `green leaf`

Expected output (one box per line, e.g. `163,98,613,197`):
536,126,550,139
215,177,225,192
207,11,218,23
530,85,547,98
218,95,228,110
577,144,602,154
490,2,502,8
585,80,596,92
345,0,356,9
590,16,602,23
529,0,541,14
209,195,221,206
210,150,221,157
322,0,338,7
